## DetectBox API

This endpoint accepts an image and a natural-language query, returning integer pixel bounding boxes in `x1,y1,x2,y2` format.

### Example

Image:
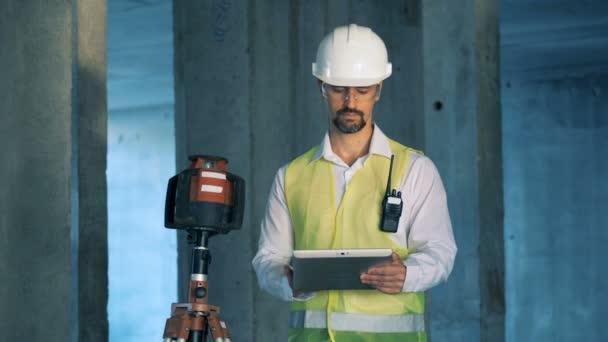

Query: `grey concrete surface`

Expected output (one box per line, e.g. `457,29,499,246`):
475,2,506,340
422,1,504,341
76,1,109,341
248,2,299,339
0,2,73,340
502,75,608,342
501,0,608,82
0,1,107,341
173,1,255,340
107,0,174,111
501,1,608,341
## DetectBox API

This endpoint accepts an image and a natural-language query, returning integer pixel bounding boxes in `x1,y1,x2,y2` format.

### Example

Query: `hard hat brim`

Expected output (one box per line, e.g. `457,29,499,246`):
313,63,392,87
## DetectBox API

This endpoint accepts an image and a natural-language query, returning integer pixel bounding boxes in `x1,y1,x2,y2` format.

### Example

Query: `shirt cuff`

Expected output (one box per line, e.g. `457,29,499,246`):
402,259,422,292
278,275,295,301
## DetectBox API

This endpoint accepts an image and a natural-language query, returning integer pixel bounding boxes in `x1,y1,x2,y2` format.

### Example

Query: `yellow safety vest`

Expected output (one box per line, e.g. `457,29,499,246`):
285,139,426,342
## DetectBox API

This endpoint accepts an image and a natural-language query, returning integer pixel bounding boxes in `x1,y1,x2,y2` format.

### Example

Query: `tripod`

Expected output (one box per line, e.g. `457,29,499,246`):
163,229,232,342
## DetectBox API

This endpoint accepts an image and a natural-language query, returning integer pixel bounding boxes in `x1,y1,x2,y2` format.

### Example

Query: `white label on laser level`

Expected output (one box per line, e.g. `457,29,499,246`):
388,197,401,204
201,185,223,193
201,171,226,179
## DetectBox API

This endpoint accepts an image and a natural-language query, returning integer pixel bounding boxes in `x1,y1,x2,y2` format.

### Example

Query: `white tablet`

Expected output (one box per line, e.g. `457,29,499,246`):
292,248,392,291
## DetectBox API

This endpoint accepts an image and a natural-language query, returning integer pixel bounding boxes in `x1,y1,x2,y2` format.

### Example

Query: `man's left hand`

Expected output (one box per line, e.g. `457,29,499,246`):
360,252,406,294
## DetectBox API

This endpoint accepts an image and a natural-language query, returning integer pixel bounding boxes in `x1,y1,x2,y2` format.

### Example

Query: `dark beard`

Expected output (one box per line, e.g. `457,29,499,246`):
333,107,366,134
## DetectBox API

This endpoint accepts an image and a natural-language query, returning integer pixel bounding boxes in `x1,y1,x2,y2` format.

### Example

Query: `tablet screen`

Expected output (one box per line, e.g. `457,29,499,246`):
292,248,392,291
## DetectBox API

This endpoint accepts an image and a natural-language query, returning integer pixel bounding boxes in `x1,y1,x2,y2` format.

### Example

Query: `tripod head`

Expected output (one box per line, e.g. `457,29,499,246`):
164,155,245,235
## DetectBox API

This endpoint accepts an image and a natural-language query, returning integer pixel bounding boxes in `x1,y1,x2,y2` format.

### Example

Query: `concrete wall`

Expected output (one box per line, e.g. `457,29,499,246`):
500,1,608,340
0,1,107,341
174,1,503,341
422,1,504,340
502,75,608,341
107,104,176,341
106,1,177,341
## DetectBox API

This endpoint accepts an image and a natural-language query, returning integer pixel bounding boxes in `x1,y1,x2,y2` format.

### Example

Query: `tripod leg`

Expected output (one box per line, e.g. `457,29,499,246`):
188,330,202,342
207,313,231,342
186,316,208,342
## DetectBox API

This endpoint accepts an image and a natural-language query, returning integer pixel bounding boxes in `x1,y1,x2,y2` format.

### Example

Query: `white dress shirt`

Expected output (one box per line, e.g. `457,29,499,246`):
252,125,457,301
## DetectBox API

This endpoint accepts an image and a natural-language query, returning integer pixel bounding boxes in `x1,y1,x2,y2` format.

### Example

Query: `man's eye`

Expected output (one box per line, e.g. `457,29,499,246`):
356,88,370,94
331,87,346,93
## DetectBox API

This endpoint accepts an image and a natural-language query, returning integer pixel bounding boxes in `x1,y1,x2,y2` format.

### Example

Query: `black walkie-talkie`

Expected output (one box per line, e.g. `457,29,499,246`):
380,155,403,233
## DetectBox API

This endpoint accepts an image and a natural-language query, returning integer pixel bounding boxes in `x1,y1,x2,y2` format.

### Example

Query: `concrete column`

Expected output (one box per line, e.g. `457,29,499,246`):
0,1,107,341
248,0,297,340
0,2,73,341
173,1,254,340
76,1,109,341
422,0,504,341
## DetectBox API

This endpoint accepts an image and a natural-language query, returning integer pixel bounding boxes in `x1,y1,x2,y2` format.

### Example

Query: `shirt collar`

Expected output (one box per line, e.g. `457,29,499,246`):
310,124,392,164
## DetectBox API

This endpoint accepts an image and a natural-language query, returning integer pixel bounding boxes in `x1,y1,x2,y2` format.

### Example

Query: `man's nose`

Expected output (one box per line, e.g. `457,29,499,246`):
343,88,357,106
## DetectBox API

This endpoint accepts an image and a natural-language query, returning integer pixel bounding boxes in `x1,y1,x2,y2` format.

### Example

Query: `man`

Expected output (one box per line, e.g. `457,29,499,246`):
252,24,457,341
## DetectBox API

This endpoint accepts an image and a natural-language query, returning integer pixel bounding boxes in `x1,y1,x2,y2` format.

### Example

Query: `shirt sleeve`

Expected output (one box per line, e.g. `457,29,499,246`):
251,166,297,301
401,156,457,293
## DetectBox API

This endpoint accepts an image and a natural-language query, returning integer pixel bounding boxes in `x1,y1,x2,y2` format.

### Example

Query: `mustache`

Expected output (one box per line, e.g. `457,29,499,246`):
336,107,364,117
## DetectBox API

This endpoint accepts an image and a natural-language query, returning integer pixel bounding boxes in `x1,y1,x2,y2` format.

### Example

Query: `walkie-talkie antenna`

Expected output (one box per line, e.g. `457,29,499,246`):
385,154,394,195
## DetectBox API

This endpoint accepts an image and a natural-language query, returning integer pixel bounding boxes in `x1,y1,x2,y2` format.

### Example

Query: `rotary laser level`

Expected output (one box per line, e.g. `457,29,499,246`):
162,155,245,342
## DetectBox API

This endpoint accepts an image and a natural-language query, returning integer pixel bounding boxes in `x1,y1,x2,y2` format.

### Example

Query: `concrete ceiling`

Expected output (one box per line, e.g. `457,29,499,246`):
108,0,173,110
501,0,608,80
107,0,608,110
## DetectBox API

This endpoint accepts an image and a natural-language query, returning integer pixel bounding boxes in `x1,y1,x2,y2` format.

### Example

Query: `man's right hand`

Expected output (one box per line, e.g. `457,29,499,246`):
360,252,407,294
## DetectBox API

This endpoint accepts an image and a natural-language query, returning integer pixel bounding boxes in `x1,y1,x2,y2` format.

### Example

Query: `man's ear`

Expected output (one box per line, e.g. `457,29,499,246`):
375,82,383,101
317,79,327,98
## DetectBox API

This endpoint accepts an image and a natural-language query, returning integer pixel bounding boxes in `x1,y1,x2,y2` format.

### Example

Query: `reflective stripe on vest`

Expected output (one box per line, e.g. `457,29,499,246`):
289,310,425,333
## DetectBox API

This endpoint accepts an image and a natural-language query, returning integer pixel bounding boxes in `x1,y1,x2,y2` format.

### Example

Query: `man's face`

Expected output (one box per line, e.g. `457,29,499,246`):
320,81,381,134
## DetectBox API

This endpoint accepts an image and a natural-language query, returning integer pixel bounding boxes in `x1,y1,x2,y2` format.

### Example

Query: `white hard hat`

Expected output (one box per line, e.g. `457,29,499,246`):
312,24,392,87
